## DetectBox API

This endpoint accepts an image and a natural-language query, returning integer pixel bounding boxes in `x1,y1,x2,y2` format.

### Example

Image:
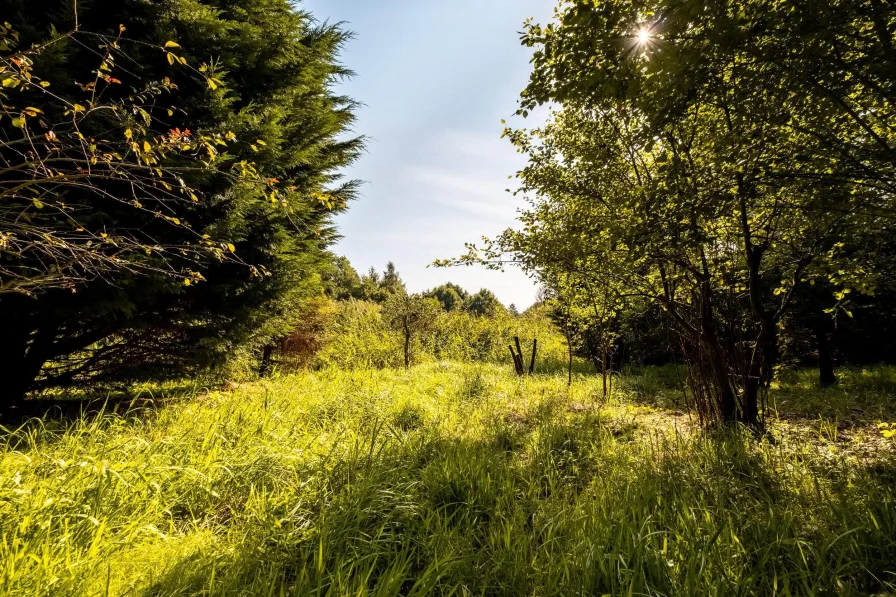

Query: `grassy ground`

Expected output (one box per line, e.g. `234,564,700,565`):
1,364,895,596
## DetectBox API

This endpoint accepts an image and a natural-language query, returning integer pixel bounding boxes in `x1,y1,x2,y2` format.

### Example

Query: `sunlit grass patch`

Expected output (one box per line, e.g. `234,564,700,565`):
1,364,894,596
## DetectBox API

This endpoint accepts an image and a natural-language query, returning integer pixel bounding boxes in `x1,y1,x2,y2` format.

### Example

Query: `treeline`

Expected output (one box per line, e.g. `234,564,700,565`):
453,0,896,426
325,258,511,316
269,260,568,372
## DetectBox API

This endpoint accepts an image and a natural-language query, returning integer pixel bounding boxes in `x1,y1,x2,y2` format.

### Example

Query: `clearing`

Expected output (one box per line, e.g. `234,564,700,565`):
1,364,895,596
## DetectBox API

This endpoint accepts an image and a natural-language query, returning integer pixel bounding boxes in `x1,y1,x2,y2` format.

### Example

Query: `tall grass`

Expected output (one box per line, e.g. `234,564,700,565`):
1,364,894,596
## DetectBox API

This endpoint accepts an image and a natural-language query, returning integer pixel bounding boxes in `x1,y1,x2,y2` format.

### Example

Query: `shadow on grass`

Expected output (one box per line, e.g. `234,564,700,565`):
773,366,896,421
131,415,895,597
610,364,896,423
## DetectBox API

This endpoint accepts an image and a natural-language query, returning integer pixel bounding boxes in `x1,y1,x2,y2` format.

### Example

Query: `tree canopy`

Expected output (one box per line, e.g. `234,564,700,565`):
451,0,896,426
382,293,440,369
0,0,362,405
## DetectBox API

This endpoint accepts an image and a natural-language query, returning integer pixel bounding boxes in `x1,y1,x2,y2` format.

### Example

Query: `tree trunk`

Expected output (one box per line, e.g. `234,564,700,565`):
607,342,615,397
697,275,738,424
817,318,837,387
743,320,775,426
601,341,610,399
598,319,608,398
404,330,411,370
1,374,33,417
565,330,573,386
0,322,33,410
259,344,276,378
0,317,57,418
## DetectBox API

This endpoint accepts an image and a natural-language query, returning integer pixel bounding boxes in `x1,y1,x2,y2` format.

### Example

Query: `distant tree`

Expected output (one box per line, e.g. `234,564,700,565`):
508,304,520,317
381,261,406,296
358,267,382,302
425,282,469,311
383,293,440,369
324,256,362,300
464,289,504,317
357,262,406,304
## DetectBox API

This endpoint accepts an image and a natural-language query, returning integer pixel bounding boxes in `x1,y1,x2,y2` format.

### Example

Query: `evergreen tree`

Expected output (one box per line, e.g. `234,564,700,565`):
0,0,362,406
356,262,405,304
358,267,383,302
380,261,406,297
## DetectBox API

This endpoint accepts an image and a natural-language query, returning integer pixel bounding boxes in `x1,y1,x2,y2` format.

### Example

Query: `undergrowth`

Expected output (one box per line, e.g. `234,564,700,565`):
1,364,894,596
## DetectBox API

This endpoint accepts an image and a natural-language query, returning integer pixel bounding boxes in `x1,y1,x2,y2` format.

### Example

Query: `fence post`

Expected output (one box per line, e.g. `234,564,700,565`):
508,345,523,375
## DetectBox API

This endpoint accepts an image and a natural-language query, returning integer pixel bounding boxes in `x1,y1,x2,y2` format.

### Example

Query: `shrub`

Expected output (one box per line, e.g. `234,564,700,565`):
281,300,570,371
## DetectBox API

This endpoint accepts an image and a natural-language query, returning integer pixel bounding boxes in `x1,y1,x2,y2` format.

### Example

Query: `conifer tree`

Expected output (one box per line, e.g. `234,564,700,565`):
0,0,362,406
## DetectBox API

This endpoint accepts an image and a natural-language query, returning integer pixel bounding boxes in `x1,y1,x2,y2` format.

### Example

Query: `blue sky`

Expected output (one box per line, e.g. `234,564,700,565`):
301,0,554,309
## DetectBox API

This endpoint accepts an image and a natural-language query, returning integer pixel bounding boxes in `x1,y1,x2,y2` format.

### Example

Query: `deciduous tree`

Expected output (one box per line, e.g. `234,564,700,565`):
383,293,440,369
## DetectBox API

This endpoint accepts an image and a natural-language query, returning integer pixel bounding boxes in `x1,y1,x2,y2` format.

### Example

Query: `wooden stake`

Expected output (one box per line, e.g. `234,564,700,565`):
509,345,523,375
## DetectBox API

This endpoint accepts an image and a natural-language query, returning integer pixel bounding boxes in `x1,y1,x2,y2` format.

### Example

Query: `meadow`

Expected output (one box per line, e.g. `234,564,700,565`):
4,1,896,596
1,363,894,596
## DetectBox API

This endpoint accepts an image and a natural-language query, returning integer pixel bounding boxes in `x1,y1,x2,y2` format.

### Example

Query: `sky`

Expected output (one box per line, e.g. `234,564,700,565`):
301,0,555,309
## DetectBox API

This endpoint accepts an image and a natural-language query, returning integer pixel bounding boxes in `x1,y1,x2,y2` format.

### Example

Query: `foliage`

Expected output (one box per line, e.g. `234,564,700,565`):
314,300,403,369
344,261,407,304
379,261,406,297
463,288,505,317
424,283,507,317
382,293,441,368
273,297,340,371
0,23,256,296
308,300,570,371
452,0,896,427
1,364,894,595
425,304,567,367
323,256,363,301
0,0,362,404
424,282,469,312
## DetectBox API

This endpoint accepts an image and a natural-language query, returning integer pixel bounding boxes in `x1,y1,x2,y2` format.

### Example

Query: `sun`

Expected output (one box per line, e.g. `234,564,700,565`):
636,28,651,45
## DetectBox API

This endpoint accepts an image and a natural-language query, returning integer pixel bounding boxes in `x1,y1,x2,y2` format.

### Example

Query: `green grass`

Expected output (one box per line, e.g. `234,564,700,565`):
1,363,895,596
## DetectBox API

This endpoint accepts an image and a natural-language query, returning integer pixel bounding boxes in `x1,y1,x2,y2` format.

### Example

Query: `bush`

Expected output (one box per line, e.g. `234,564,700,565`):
288,300,570,371
425,306,568,367
314,300,404,369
